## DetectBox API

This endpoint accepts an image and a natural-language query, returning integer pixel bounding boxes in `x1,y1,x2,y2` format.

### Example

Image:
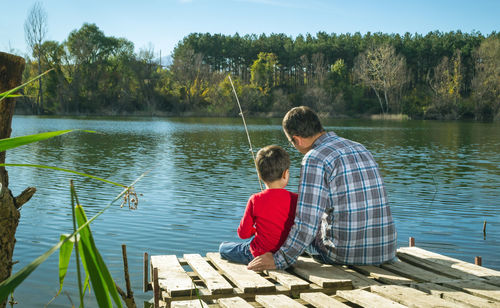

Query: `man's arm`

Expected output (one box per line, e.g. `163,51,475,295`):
255,156,328,270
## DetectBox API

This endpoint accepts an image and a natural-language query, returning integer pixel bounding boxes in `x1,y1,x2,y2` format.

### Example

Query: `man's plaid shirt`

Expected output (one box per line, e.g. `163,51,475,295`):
274,132,397,269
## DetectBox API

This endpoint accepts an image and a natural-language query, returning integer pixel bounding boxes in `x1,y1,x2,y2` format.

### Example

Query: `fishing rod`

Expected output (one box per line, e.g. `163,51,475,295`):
228,74,264,191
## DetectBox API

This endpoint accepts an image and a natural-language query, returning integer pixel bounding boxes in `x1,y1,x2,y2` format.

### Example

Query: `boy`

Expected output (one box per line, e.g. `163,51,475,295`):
219,145,298,264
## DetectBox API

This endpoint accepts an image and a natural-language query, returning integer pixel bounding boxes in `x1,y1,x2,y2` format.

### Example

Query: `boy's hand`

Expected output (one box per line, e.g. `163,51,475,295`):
247,252,276,271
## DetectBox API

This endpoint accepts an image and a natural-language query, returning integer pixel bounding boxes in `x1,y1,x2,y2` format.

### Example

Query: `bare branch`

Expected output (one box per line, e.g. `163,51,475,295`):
24,2,47,54
14,187,36,209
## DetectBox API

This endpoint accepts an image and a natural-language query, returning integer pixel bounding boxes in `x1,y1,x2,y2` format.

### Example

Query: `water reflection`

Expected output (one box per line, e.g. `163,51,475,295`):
8,116,500,307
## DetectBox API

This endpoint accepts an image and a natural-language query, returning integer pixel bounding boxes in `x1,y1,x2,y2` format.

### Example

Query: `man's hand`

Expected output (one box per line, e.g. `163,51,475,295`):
247,252,276,271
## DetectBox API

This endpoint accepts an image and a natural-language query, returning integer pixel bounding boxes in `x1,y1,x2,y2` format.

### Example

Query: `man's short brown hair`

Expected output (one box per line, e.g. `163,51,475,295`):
255,145,290,183
282,106,324,138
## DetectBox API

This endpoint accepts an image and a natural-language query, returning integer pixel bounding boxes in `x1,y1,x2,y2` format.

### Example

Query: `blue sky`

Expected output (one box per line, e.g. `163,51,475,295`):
1,0,498,57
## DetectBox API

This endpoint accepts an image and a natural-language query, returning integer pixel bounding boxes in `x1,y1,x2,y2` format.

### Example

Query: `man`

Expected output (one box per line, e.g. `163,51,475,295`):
248,106,396,271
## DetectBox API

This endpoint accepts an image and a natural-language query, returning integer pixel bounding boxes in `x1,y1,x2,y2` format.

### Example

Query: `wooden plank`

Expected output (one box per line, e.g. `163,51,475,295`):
352,265,414,285
206,252,275,293
290,257,352,289
171,299,209,308
370,285,468,308
256,294,306,308
454,263,500,286
415,282,500,308
217,297,254,308
398,247,500,279
300,292,351,308
151,255,195,296
381,259,451,283
336,289,407,308
443,279,500,302
265,269,310,291
183,254,233,294
341,268,383,289
397,248,492,281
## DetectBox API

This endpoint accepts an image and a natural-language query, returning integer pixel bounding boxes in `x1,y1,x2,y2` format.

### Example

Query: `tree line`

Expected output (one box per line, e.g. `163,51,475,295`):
19,21,499,120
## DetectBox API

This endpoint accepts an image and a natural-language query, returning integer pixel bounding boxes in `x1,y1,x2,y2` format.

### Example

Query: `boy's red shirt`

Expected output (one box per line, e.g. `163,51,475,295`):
237,188,298,257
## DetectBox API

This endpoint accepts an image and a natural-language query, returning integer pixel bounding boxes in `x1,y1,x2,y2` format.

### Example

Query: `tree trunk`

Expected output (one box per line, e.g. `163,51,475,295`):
371,85,385,115
38,55,43,115
0,51,36,308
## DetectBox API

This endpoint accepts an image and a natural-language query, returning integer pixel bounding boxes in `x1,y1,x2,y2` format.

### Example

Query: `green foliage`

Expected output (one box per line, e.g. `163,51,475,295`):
17,27,499,120
250,52,278,94
472,36,500,120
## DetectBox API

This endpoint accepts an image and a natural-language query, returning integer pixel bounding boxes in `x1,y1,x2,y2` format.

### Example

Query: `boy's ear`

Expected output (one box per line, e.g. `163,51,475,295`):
282,169,289,179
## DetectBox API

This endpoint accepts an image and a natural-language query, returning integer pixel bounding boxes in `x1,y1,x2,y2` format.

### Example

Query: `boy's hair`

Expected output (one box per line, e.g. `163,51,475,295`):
255,145,290,183
282,106,324,138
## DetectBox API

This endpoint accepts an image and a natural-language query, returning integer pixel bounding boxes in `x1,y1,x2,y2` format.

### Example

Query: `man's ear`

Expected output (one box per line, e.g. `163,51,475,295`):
293,135,303,146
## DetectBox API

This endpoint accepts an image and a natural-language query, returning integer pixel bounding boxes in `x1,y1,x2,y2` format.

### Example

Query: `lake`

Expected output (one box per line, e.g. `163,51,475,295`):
8,116,500,307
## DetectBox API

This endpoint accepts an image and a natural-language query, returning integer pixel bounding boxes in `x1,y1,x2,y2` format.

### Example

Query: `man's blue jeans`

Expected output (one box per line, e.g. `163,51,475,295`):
219,241,254,264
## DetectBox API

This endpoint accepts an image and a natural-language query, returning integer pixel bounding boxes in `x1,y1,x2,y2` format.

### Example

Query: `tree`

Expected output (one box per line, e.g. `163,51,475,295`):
24,1,48,114
250,52,278,94
39,40,66,113
472,37,500,120
66,23,133,113
170,48,211,111
354,44,408,115
0,52,36,308
428,50,463,118
326,59,349,114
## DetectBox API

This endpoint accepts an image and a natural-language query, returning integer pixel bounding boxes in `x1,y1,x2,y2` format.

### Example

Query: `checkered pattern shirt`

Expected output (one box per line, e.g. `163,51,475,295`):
274,132,397,269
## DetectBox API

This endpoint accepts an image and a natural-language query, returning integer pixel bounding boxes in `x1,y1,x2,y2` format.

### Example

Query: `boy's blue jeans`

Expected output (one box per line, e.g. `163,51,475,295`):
219,241,254,264
219,239,336,266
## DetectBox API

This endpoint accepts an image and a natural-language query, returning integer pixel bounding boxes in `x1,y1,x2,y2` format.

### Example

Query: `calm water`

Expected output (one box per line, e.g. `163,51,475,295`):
8,116,500,307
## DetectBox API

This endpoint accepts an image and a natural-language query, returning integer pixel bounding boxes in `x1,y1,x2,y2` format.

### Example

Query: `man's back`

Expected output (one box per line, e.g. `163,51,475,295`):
308,132,397,264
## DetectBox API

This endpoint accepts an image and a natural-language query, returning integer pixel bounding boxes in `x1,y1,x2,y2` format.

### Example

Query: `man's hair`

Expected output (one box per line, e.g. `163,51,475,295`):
255,145,290,183
282,106,324,138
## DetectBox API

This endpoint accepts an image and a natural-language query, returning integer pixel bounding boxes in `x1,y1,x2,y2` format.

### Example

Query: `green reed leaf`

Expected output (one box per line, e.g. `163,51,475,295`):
0,69,53,102
0,164,125,187
0,130,96,152
45,234,76,306
58,234,75,293
75,204,122,308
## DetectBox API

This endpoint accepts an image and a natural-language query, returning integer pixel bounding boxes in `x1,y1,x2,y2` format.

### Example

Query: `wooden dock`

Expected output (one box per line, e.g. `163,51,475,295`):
143,240,500,308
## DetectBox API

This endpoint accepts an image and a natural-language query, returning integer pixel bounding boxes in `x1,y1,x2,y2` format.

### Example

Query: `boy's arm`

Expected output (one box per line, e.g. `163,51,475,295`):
237,197,256,239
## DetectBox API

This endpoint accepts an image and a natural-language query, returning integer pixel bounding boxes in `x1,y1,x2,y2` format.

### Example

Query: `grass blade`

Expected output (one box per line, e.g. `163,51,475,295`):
78,236,112,307
76,204,123,308
0,69,53,102
57,234,75,294
0,130,95,152
45,234,75,307
2,94,22,98
0,164,125,187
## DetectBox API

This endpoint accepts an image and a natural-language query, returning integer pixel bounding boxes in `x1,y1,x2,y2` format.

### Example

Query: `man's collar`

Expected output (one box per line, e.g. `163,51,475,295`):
312,131,336,148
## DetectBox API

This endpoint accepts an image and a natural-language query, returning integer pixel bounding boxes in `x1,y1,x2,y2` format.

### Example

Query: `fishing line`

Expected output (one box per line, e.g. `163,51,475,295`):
228,74,263,191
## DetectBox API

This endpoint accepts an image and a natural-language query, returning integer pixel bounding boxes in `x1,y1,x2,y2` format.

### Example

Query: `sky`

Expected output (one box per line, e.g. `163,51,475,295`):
1,0,499,58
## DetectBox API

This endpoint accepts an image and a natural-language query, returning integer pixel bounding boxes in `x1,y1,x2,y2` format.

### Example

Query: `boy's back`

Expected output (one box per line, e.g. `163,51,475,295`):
238,189,297,257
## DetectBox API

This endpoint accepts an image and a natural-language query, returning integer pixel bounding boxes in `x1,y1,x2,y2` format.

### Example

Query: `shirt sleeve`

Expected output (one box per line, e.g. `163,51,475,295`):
237,196,256,239
273,155,328,269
